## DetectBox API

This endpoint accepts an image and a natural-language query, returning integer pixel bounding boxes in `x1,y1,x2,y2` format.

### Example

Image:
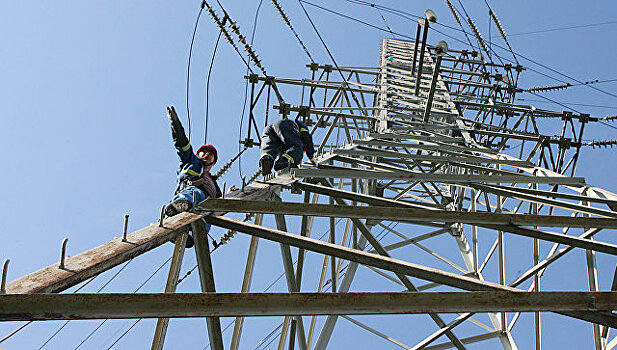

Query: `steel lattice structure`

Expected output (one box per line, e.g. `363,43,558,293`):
3,36,617,350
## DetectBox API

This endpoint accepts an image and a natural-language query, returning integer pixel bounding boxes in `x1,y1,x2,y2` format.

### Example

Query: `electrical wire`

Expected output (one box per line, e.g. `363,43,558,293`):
238,0,265,180
299,0,412,39
297,0,370,114
96,256,173,349
482,0,519,65
186,3,207,142
36,259,134,349
205,31,223,143
0,275,98,345
507,19,617,37
516,98,617,109
375,6,395,38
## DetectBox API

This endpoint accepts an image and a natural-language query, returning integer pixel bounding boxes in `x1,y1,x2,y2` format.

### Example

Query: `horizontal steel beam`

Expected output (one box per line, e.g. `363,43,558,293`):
201,199,617,229
200,199,617,255
291,168,585,185
2,292,617,321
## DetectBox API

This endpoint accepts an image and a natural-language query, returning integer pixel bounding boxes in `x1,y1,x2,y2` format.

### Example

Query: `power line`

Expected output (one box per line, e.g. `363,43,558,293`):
204,31,222,143
507,20,617,37
299,0,411,39
186,3,207,142
100,256,173,349
516,98,617,109
296,0,369,115
37,259,134,349
238,0,266,181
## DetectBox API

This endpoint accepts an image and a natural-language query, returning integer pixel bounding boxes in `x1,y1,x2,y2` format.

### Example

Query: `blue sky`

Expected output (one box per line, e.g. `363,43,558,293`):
2,0,617,349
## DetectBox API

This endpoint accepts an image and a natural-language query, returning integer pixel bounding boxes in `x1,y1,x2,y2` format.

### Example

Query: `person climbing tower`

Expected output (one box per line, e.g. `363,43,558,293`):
259,115,315,175
165,106,222,246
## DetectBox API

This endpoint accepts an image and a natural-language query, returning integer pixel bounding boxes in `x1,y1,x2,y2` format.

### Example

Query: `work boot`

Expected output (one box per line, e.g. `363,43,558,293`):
260,156,274,175
274,157,296,171
185,234,195,248
165,198,192,217
168,233,195,248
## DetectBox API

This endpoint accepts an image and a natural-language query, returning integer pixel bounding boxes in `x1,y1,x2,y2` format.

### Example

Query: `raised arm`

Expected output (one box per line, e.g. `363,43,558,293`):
166,106,197,166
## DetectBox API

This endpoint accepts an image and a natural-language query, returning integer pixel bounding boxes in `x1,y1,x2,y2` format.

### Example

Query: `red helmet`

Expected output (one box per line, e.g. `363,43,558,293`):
196,144,218,164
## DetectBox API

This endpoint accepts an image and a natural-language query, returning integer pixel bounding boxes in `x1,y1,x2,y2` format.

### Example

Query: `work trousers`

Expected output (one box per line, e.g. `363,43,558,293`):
260,119,304,165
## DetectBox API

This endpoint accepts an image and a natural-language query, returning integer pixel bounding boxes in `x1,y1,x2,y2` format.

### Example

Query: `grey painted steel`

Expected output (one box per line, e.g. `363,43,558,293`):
2,292,617,320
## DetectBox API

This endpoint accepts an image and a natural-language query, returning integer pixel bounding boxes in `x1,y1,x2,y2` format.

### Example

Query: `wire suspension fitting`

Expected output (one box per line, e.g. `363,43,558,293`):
445,0,462,26
227,18,267,75
527,83,572,92
467,17,489,54
246,168,261,185
271,0,315,62
586,138,617,148
602,116,617,122
489,10,507,40
214,147,247,179
219,213,257,245
203,2,258,74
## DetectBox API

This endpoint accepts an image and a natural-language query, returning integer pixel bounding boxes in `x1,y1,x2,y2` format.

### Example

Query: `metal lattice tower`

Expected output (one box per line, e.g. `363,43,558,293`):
3,34,617,349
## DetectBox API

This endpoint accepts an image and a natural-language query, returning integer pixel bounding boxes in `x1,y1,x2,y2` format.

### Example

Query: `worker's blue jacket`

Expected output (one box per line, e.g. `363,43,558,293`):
169,116,221,199
260,118,315,166
174,142,221,197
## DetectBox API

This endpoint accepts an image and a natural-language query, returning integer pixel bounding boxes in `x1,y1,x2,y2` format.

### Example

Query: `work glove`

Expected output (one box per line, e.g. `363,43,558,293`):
167,106,180,125
166,106,189,148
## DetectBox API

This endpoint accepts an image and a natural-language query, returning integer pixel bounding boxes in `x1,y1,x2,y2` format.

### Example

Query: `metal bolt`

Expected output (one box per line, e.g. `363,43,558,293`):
159,205,166,227
122,214,129,242
1,259,9,294
59,238,68,269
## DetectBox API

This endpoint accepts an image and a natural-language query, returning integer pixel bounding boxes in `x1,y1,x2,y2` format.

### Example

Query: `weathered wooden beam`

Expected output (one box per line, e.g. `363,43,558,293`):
1,292,616,321
6,183,276,295
6,212,200,294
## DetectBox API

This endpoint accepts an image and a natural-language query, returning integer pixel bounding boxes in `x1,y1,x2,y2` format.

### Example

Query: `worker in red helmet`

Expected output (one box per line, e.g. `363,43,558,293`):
165,106,221,227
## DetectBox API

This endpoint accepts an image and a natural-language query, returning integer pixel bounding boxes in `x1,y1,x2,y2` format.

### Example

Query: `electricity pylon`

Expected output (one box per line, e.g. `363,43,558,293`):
3,33,617,350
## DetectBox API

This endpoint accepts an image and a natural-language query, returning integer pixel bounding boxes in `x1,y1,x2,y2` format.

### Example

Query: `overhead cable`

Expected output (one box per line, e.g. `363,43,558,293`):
204,31,222,143
297,0,368,114
186,3,208,142
300,0,411,39
238,0,266,180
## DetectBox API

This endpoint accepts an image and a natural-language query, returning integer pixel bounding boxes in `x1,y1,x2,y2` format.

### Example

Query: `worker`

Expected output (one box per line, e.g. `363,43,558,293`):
259,116,315,175
165,106,222,246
